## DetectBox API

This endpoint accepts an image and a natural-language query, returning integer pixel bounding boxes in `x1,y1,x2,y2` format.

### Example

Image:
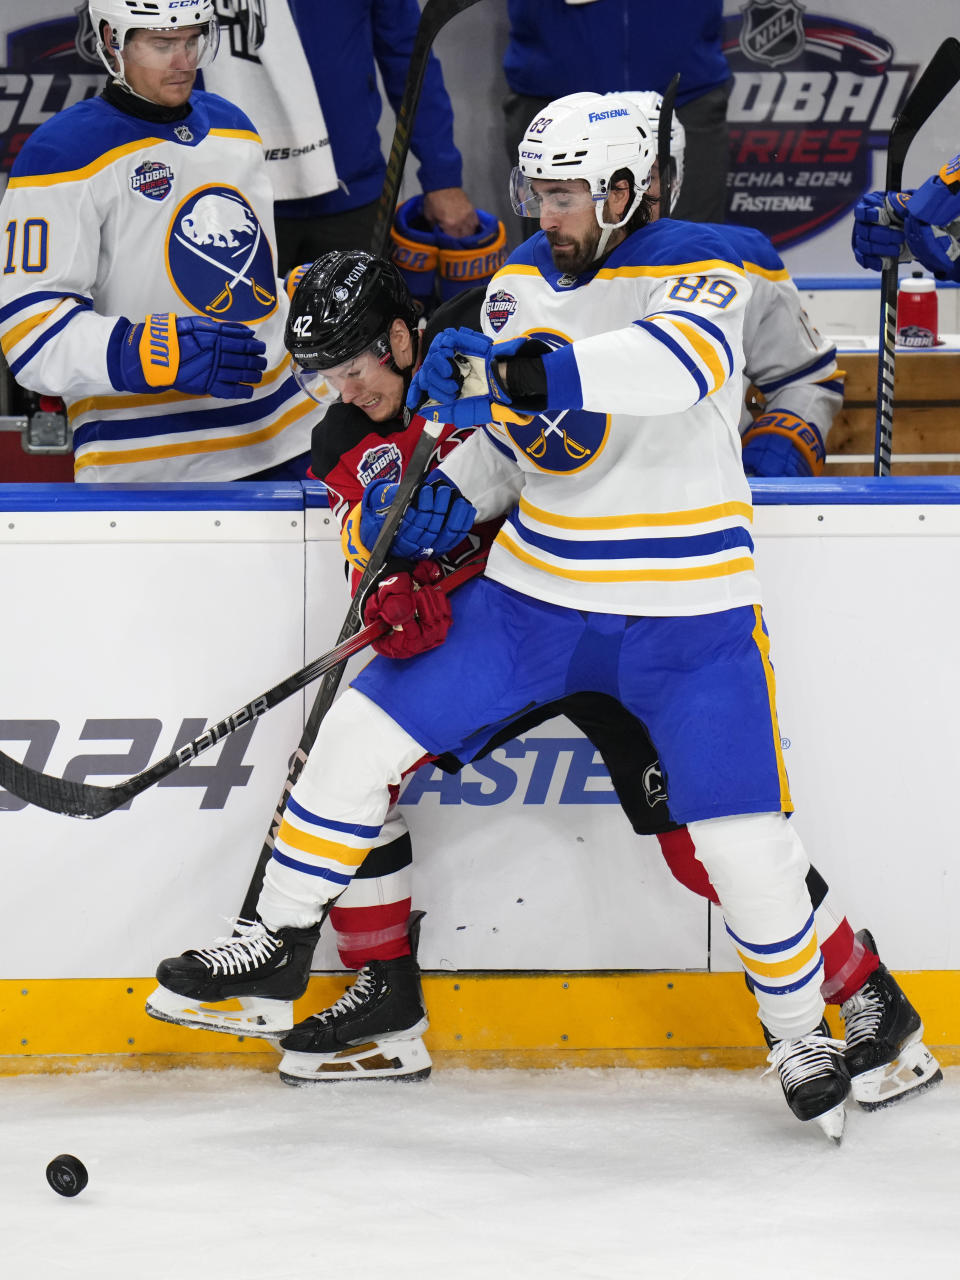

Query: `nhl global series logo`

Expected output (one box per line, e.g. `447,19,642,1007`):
485,289,517,334
130,160,174,202
723,8,916,248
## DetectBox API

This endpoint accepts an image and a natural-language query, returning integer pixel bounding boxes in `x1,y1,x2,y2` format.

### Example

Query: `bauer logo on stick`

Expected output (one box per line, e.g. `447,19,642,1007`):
167,185,277,322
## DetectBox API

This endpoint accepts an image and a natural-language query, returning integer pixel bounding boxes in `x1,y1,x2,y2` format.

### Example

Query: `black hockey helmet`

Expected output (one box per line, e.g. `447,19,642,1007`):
285,250,419,372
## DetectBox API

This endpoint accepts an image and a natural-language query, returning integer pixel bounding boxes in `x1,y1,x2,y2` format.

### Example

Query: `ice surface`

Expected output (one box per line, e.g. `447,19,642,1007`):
1,1065,956,1279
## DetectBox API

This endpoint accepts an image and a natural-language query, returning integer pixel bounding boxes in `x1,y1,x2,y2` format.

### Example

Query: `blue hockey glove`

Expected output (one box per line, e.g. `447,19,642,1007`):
390,477,477,559
360,475,476,560
406,327,529,427
904,218,960,281
115,313,267,398
851,191,913,272
741,412,826,478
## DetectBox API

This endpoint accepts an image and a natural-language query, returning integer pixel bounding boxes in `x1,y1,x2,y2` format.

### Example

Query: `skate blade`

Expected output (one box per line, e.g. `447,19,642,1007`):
813,1102,846,1144
144,984,293,1038
853,1040,944,1111
278,1036,432,1085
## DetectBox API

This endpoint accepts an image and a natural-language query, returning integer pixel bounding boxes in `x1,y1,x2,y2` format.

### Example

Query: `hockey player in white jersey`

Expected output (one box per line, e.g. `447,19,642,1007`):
625,90,841,480
852,152,960,281
151,93,854,1138
0,0,326,482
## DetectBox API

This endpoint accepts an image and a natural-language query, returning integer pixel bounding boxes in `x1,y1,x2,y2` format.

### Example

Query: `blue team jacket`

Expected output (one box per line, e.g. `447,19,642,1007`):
277,0,463,219
503,0,730,107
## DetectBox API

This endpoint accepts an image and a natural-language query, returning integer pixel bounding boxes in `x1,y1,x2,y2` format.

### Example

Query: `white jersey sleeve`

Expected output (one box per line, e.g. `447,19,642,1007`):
722,225,843,439
436,426,524,523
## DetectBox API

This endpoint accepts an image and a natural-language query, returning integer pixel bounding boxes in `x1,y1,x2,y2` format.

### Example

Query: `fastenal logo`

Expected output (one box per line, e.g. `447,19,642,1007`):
722,10,916,247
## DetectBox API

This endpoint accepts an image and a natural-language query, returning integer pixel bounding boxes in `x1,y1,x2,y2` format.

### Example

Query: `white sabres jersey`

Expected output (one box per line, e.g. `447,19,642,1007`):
439,219,759,617
720,223,843,437
0,90,326,482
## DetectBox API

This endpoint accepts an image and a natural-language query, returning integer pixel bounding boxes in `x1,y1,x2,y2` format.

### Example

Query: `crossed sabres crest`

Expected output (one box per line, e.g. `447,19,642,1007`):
167,187,276,320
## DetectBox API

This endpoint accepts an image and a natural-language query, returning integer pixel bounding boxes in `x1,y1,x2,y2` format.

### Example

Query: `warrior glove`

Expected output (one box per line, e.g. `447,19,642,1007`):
114,313,267,399
407,326,546,427
361,475,476,560
851,191,913,272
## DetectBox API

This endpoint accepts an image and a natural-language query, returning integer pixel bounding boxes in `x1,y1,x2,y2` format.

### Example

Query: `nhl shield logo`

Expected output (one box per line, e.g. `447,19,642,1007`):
485,288,517,334
174,125,194,143
130,160,174,202
738,0,805,65
167,185,277,321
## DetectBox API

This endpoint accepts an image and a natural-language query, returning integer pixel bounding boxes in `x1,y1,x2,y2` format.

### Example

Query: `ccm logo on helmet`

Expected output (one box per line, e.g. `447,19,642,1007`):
587,108,629,123
520,150,542,160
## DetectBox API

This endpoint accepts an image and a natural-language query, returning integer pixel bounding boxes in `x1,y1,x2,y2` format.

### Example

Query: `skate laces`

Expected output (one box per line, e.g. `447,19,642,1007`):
764,1033,846,1088
190,918,282,977
315,965,379,1024
840,979,884,1048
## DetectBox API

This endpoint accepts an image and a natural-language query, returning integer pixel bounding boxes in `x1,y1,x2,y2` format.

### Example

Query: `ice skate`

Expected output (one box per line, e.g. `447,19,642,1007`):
145,917,322,1038
764,1028,851,1143
842,929,943,1111
278,912,431,1084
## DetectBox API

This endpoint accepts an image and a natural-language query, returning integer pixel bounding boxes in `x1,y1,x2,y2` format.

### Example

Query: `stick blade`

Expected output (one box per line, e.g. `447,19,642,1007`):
888,37,960,180
0,748,120,820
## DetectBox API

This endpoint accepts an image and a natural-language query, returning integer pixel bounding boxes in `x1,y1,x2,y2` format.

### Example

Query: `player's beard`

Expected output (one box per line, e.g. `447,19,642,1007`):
546,221,601,275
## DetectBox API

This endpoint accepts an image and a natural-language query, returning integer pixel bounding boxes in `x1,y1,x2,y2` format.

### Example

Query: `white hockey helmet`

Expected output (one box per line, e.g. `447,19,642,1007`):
88,0,220,82
617,91,686,215
511,91,656,239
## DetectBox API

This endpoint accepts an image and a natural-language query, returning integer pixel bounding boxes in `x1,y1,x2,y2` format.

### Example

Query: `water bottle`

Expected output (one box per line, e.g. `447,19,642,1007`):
896,273,938,348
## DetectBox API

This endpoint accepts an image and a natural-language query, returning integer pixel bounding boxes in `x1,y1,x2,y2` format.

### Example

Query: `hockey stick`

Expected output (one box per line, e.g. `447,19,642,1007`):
234,0,485,917
657,73,680,218
0,551,483,820
369,0,485,258
874,37,960,476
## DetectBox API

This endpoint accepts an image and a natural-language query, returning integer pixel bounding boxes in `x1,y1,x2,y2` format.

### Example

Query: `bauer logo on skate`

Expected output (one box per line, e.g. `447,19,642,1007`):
166,186,277,322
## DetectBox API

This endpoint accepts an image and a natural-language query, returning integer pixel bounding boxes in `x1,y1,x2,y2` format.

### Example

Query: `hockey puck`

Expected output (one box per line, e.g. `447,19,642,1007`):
45,1154,88,1197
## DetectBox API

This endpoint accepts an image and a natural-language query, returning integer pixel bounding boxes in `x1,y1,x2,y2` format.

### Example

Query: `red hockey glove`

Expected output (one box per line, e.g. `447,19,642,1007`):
362,560,453,659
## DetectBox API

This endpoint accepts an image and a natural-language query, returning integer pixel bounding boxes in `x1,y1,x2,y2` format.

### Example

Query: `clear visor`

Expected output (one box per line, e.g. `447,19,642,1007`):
509,168,602,219
293,365,333,405
118,21,220,71
293,336,392,399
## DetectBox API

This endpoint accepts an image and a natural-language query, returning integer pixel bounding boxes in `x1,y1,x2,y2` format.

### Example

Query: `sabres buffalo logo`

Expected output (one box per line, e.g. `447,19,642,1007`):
499,332,609,474
166,185,277,321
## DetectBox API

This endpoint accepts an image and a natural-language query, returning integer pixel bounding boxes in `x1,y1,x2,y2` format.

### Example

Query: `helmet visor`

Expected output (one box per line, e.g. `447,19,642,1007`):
120,21,220,70
509,168,601,219
293,364,334,405
300,335,393,391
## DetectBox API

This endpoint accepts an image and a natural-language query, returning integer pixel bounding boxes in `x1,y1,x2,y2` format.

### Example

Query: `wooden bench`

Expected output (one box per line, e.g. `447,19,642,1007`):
826,350,960,476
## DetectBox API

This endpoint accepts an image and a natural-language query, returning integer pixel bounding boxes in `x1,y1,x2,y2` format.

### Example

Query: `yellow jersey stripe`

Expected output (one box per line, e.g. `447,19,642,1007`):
9,130,261,188
736,931,819,979
73,393,315,472
517,494,753,530
496,529,755,583
276,817,370,867
67,355,295,422
662,317,726,394
0,305,60,357
751,604,793,812
742,259,790,283
491,259,746,286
